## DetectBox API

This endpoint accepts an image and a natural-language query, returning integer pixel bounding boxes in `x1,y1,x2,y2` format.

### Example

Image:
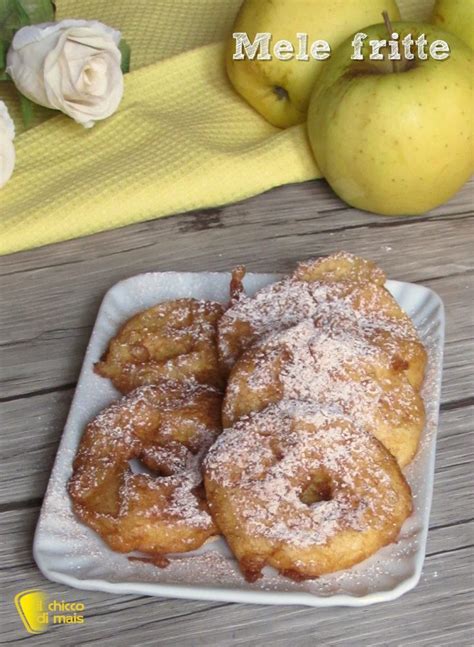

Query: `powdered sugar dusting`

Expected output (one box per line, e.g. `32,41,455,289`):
205,403,406,549
34,268,443,604
68,381,222,551
96,298,224,392
218,253,422,372
224,318,424,466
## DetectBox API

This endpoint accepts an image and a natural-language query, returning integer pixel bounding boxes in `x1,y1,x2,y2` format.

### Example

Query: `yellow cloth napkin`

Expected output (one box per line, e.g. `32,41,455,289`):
0,0,435,255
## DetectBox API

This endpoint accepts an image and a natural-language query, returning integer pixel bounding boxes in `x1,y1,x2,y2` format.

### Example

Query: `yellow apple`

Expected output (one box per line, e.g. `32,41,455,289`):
226,0,400,128
307,22,474,216
432,0,474,50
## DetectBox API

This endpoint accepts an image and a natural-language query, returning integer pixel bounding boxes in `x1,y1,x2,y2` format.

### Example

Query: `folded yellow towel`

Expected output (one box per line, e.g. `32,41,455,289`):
0,0,435,255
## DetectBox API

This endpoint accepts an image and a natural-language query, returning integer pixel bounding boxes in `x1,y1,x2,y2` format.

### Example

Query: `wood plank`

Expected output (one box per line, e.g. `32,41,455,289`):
0,222,472,400
0,176,472,277
427,406,473,529
1,380,472,529
1,276,472,405
1,408,471,584
1,177,472,645
1,185,472,286
0,511,472,646
0,389,73,504
1,406,472,643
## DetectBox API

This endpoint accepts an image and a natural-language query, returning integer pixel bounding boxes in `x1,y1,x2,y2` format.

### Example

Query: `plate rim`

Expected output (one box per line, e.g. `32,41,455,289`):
33,272,445,607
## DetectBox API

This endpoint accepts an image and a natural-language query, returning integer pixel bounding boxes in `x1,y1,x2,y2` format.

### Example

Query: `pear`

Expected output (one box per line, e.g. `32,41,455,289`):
226,0,400,128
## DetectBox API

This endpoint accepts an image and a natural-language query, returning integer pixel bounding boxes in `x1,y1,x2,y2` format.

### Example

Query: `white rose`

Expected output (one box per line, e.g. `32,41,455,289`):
0,101,15,189
6,20,124,128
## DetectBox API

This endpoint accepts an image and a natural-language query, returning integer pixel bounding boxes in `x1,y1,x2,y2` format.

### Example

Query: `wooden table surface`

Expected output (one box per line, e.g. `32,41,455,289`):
1,177,473,646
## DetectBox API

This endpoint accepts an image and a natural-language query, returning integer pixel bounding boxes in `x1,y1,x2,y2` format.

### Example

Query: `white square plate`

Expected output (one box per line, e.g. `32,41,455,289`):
34,272,445,607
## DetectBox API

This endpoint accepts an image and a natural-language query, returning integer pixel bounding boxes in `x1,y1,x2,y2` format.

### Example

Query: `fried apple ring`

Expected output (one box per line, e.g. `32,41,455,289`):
217,252,426,389
204,402,412,582
293,252,386,285
217,253,371,373
312,290,427,391
68,380,222,555
223,320,424,467
95,299,225,393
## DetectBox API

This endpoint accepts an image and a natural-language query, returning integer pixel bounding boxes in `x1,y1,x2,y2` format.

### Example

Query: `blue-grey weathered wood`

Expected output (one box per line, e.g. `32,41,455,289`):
1,176,473,646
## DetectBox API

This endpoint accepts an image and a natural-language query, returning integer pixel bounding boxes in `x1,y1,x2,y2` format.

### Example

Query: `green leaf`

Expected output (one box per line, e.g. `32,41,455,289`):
12,0,29,26
0,34,8,78
12,0,54,24
0,1,20,43
18,90,34,127
0,0,55,77
119,38,131,74
0,0,55,41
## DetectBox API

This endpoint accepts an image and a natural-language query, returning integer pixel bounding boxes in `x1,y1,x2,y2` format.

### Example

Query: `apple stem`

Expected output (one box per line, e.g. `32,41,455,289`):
382,10,399,73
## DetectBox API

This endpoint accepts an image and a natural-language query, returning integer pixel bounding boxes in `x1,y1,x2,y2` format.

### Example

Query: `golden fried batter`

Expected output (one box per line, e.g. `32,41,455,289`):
71,254,426,577
204,402,412,582
218,252,426,390
223,320,425,467
95,299,225,393
335,283,427,391
68,380,222,556
294,252,386,285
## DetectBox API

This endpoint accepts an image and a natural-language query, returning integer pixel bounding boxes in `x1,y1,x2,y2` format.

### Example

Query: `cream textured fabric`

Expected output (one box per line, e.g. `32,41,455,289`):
0,0,435,255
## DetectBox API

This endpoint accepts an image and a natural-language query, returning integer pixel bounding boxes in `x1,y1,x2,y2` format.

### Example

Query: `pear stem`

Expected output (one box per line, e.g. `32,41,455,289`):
382,11,399,73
